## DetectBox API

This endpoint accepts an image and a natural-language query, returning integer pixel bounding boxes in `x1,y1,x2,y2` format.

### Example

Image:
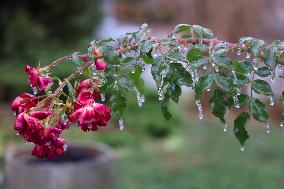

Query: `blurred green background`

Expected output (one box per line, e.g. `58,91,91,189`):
1,0,284,188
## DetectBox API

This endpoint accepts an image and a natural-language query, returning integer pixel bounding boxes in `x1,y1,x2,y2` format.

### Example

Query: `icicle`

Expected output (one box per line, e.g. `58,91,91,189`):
253,58,258,71
100,93,105,102
135,87,144,107
232,71,238,83
223,123,228,132
157,70,166,101
246,52,251,59
119,118,124,131
280,122,284,128
16,132,19,136
13,112,16,116
32,87,38,95
270,70,276,83
269,96,274,106
240,145,245,152
195,100,204,120
215,66,219,72
237,47,242,56
194,69,199,82
63,144,68,151
265,122,271,134
233,95,240,109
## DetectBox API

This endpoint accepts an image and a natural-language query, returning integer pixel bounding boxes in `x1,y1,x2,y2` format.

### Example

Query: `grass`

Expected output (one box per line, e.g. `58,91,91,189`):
1,90,284,189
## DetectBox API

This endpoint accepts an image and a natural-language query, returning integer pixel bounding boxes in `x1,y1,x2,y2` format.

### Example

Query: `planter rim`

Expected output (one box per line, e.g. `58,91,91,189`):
5,142,113,170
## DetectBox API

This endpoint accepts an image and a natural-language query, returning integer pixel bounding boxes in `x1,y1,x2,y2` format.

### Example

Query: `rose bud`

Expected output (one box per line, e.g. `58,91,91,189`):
95,59,107,70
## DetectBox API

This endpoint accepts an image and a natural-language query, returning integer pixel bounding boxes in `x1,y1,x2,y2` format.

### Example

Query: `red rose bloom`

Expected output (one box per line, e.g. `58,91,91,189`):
69,102,111,132
55,119,70,130
14,113,46,144
11,93,37,115
25,65,53,92
76,79,100,100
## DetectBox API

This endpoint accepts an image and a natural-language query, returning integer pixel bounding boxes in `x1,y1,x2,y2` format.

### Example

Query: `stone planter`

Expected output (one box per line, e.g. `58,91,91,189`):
3,142,116,189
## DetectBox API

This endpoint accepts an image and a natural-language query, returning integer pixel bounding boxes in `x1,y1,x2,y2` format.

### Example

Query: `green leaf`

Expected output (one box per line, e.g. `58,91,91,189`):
195,74,213,100
231,60,252,74
160,38,179,47
173,24,192,34
151,56,168,85
186,48,202,62
122,57,135,63
214,73,234,91
264,47,277,69
212,55,231,68
234,112,250,146
249,98,269,123
209,90,227,123
255,66,271,77
166,49,186,62
141,54,154,64
161,92,172,120
167,82,182,103
110,92,127,117
129,65,144,93
250,39,265,57
67,81,75,99
233,73,250,87
192,25,214,39
168,63,192,87
252,79,273,96
139,39,155,53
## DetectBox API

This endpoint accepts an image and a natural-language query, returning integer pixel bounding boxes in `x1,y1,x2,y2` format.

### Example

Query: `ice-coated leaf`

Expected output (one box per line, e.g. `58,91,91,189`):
209,89,228,124
234,112,250,146
214,73,234,91
167,82,182,103
161,92,172,120
255,66,271,77
252,79,273,96
168,63,192,87
192,25,214,39
264,47,277,69
231,60,252,74
249,98,269,123
195,73,213,100
130,65,144,93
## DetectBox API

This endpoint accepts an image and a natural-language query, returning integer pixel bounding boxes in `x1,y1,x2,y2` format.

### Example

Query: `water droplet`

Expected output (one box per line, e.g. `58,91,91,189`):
32,87,38,95
194,69,199,82
16,132,19,136
240,146,245,152
63,144,68,151
25,141,28,144
13,112,16,116
270,70,276,83
232,70,238,84
206,88,211,92
195,100,204,120
202,65,207,70
153,53,158,57
269,96,274,106
223,123,228,132
233,95,240,109
215,67,219,72
246,52,251,59
265,122,271,134
78,67,83,74
237,47,242,56
119,119,124,131
100,93,105,102
280,123,284,127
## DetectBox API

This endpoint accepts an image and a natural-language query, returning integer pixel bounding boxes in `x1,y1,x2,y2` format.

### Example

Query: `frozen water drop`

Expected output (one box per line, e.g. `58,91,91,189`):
203,65,207,70
195,100,204,120
223,123,228,132
233,95,240,109
16,132,19,136
32,87,38,95
246,52,251,59
135,87,144,107
63,144,68,151
100,93,105,102
237,48,241,56
13,112,16,116
269,96,274,106
206,88,211,92
240,146,245,152
119,119,124,131
270,70,276,83
280,123,284,128
265,122,271,134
